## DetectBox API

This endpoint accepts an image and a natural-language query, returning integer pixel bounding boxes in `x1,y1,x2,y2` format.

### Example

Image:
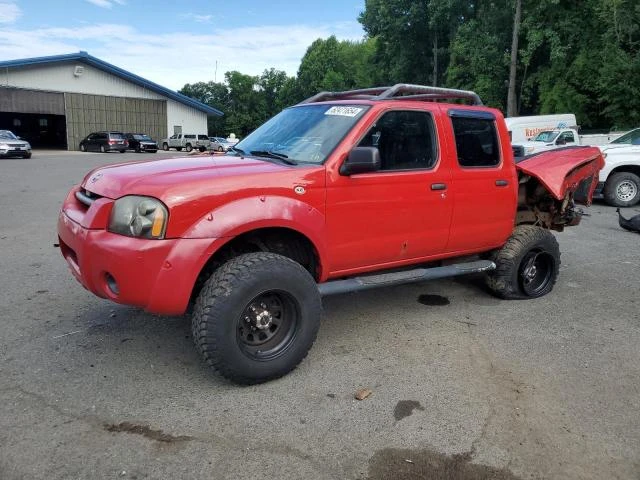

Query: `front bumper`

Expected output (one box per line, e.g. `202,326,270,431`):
57,209,215,315
0,147,31,157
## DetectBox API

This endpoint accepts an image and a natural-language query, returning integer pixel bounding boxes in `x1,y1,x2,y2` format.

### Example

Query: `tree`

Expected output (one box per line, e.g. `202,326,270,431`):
507,0,522,116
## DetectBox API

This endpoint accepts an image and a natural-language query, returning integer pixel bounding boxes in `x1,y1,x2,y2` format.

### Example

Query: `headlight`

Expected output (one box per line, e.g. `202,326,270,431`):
108,195,168,239
0,143,8,149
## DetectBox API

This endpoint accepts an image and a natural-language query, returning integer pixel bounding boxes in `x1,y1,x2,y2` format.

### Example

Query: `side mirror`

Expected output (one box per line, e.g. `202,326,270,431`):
340,147,381,176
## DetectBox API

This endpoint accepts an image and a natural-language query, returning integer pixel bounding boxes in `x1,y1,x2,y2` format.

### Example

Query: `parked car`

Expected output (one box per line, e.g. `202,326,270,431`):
0,130,32,158
79,132,127,153
160,134,210,152
57,84,604,385
209,136,232,152
608,128,640,145
124,133,158,153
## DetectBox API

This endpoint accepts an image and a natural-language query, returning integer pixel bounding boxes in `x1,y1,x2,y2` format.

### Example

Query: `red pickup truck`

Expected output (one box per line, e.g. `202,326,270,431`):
57,84,604,384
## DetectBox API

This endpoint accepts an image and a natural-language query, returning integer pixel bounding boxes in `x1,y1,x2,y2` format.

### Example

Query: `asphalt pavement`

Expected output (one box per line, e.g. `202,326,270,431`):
0,150,638,480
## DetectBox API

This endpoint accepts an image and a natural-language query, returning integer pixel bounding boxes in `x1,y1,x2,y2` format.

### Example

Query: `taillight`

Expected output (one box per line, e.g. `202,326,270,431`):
108,140,116,144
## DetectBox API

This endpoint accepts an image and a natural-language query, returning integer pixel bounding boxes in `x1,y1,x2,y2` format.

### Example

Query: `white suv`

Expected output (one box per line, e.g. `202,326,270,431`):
0,130,32,159
161,134,210,152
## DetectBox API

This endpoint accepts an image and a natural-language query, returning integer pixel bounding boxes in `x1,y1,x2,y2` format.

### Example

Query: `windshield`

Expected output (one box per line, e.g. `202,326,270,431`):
533,131,559,142
0,130,18,140
133,134,152,141
230,104,370,164
611,128,640,144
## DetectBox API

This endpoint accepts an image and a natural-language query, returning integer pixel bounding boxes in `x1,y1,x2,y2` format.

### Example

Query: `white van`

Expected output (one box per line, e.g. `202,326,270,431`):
505,114,577,145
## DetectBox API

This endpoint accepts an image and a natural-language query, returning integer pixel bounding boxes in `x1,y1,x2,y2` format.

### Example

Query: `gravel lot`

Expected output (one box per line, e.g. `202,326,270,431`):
1,150,639,480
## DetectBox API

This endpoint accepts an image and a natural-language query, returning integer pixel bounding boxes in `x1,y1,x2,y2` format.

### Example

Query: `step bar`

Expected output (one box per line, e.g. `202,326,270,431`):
317,260,496,296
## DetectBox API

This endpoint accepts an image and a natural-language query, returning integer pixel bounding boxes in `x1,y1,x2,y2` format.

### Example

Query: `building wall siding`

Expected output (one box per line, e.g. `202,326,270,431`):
2,63,166,100
166,101,208,139
65,93,167,150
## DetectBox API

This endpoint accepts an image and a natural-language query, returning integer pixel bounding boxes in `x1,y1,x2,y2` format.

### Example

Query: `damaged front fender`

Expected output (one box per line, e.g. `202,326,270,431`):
515,146,605,230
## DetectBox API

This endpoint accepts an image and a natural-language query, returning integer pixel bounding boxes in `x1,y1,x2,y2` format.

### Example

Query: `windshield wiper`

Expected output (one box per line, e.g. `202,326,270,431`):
250,150,298,165
229,146,246,155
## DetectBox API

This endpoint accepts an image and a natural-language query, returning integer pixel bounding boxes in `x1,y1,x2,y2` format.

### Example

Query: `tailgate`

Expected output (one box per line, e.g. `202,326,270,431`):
515,147,605,205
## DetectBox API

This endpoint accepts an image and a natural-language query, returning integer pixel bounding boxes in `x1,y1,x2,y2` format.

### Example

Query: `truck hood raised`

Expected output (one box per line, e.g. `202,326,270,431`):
516,146,605,203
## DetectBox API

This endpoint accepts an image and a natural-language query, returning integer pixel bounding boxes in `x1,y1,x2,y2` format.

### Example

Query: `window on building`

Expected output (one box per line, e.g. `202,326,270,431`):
357,110,438,171
451,114,501,167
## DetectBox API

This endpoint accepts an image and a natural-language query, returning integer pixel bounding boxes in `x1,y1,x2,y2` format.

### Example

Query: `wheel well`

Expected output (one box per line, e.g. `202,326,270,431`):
190,227,320,304
608,165,640,180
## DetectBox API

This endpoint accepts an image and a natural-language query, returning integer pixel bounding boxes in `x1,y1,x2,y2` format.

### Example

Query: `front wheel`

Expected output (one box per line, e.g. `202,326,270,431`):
199,146,206,152
162,143,169,151
192,253,321,384
486,225,560,299
23,152,32,159
604,172,640,207
185,144,193,152
218,146,223,152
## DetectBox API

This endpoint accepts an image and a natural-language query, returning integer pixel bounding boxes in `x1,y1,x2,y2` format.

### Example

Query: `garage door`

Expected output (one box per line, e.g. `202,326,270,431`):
65,93,167,151
0,87,65,115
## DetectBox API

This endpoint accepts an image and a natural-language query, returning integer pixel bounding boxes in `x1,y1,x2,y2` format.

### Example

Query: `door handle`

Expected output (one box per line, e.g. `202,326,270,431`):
431,183,447,191
495,180,509,187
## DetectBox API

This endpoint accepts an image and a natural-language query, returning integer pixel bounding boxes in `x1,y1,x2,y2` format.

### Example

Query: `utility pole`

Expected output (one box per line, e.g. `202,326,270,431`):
507,0,522,117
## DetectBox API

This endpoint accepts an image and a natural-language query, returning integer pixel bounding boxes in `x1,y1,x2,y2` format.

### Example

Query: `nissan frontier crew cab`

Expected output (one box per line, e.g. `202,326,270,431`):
57,84,604,384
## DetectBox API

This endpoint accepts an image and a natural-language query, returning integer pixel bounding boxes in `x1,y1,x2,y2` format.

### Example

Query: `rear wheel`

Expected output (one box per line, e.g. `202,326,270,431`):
176,147,182,151
192,252,321,384
79,143,86,152
218,146,223,152
199,147,206,152
100,145,106,153
162,143,169,151
185,144,193,152
604,172,640,207
486,225,560,299
119,150,126,153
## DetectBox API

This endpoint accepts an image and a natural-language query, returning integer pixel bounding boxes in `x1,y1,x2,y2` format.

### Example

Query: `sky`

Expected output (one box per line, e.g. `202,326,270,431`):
0,0,366,90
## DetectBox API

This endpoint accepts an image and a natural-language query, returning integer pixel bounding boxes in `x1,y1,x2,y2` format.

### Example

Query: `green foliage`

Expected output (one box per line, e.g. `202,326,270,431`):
179,0,640,134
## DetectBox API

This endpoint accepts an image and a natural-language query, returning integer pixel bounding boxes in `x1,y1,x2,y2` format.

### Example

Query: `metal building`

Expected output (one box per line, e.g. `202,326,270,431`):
0,52,222,150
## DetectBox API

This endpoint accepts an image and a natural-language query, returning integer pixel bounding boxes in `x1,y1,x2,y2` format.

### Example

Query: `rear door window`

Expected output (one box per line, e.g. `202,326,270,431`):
185,134,196,139
450,111,500,167
197,135,209,140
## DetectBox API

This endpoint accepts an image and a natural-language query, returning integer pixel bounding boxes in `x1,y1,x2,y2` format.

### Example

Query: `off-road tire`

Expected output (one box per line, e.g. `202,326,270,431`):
185,143,193,152
192,252,321,384
162,143,169,151
486,225,560,299
604,171,640,207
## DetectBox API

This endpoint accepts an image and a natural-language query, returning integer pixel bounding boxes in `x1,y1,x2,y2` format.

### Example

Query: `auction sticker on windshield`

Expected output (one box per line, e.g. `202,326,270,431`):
325,106,364,117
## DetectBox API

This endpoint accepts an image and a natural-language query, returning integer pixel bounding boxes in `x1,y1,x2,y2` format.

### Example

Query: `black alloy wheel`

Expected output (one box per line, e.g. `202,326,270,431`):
237,291,299,361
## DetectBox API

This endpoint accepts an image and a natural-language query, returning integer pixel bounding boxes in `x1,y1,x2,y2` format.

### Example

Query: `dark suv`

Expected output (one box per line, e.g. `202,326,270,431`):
79,132,127,153
124,133,158,153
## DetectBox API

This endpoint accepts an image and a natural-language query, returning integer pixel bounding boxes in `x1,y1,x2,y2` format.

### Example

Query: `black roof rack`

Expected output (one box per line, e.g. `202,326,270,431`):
299,83,483,106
